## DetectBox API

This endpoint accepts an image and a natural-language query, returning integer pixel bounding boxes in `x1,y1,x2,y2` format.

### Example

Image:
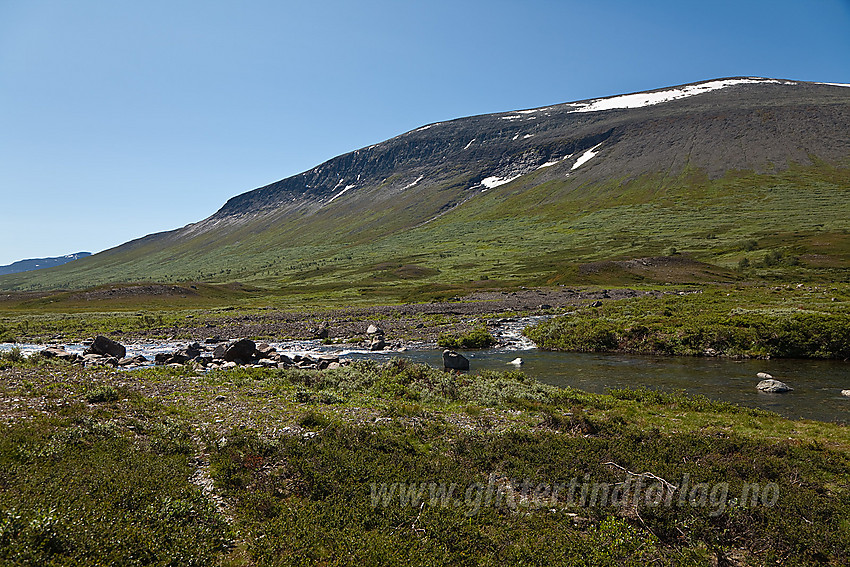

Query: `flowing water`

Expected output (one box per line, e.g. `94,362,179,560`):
2,316,848,422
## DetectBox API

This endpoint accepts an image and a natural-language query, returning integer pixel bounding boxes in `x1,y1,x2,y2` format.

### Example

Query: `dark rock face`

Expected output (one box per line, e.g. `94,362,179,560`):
85,336,126,359
442,349,470,371
223,339,257,362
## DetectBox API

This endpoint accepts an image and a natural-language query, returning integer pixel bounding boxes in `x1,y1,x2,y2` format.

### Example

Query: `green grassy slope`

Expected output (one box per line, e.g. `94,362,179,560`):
4,161,846,300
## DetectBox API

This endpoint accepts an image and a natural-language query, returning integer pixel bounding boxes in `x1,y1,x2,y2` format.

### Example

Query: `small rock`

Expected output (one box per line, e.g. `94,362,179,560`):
443,349,470,371
757,379,793,393
327,362,341,370
257,343,276,355
756,372,774,380
841,390,850,397
704,348,719,357
314,323,330,339
366,324,383,335
40,346,78,361
589,301,603,308
118,355,147,366
508,357,523,366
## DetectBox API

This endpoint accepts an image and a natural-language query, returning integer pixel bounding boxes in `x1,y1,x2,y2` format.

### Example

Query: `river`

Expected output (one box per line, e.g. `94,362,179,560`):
2,330,848,423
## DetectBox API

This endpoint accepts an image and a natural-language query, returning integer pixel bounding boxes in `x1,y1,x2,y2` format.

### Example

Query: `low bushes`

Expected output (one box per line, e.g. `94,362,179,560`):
527,309,850,359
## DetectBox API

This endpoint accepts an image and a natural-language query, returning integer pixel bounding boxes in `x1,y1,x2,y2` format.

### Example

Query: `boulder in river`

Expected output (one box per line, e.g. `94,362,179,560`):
756,372,774,380
85,335,126,359
223,339,256,363
757,379,793,393
369,337,386,351
508,357,523,366
443,349,469,371
841,390,850,397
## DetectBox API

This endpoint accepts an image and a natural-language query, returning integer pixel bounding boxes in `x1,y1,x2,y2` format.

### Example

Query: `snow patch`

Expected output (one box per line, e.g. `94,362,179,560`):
815,82,850,87
481,175,520,189
571,143,603,170
413,122,442,132
537,154,572,169
326,184,356,204
570,78,793,114
523,134,534,139
463,139,476,150
403,175,424,190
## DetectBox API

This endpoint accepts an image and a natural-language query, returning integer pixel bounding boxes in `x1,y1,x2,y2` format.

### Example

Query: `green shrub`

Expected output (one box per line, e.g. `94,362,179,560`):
437,326,496,349
526,304,850,359
85,386,121,404
0,347,25,363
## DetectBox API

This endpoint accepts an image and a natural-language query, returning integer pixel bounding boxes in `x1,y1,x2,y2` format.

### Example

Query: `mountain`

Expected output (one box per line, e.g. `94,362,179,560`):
2,77,849,294
0,252,91,276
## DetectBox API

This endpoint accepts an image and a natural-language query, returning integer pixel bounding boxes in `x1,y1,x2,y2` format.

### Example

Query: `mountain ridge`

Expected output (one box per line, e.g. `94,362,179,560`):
0,253,92,276
3,77,849,293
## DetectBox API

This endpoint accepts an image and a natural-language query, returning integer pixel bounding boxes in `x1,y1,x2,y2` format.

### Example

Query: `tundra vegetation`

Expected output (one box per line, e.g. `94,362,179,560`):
0,353,849,565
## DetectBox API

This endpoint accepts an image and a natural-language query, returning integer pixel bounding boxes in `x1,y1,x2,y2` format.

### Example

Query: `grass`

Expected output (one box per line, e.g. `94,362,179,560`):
0,355,849,565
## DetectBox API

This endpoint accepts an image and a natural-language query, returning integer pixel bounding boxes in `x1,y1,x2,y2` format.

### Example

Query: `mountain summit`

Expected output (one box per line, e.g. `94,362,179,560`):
3,78,849,292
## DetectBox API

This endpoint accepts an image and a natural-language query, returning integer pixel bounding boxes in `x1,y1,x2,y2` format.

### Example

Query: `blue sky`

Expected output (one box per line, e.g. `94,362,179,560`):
1,0,848,266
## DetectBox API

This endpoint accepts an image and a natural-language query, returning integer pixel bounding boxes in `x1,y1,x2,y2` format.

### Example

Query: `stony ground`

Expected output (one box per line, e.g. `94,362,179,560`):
128,287,666,345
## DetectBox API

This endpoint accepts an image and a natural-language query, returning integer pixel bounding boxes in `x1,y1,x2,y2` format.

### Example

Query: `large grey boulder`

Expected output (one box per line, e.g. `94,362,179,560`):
85,336,126,359
443,349,469,371
366,324,383,336
223,339,257,362
369,337,386,351
757,378,793,393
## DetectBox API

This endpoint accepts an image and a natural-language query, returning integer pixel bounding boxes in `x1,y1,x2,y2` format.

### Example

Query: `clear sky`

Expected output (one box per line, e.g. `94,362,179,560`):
1,0,849,266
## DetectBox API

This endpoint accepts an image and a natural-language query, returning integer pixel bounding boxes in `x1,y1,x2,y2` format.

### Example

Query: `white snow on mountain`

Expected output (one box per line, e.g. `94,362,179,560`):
481,175,520,189
569,78,795,114
571,143,603,170
326,184,356,204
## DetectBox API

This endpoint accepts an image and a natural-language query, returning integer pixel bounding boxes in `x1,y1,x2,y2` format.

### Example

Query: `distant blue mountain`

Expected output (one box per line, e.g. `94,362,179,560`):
0,252,92,275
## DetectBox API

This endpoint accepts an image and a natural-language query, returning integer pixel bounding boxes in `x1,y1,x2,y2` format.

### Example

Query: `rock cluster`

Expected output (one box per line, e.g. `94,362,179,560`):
155,339,347,371
40,336,350,371
756,373,793,393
